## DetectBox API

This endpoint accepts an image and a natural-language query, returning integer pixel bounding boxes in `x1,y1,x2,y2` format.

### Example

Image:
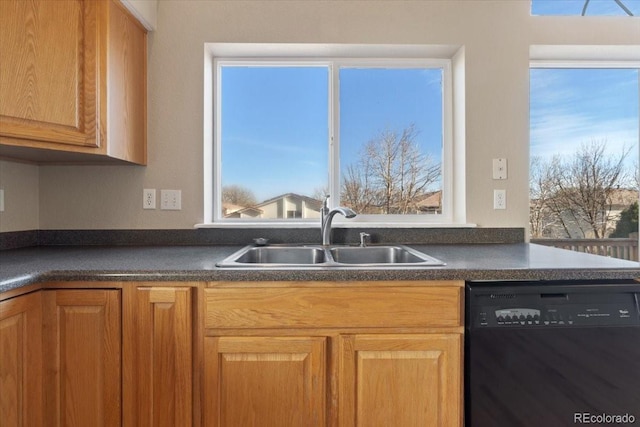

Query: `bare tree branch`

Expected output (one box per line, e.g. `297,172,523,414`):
341,124,440,214
530,140,633,239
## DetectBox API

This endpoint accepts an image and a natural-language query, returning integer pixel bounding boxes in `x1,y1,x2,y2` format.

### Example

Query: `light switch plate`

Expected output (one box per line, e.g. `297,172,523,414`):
493,158,507,180
0,189,4,212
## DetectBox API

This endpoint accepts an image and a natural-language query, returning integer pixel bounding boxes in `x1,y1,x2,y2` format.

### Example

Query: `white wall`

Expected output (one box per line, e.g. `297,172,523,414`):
5,1,640,231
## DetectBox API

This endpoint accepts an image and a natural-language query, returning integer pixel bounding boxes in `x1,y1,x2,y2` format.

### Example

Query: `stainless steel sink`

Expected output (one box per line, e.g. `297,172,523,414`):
216,244,444,268
329,245,441,265
231,246,327,265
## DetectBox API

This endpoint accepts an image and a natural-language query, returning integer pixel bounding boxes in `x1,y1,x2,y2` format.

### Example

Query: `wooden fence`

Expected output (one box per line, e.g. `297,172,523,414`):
531,234,639,261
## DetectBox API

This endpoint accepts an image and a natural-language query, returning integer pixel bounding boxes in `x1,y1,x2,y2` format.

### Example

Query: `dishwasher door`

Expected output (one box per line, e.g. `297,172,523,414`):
465,281,640,427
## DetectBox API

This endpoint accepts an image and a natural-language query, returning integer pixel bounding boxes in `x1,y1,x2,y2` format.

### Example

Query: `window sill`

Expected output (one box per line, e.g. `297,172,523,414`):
194,222,478,229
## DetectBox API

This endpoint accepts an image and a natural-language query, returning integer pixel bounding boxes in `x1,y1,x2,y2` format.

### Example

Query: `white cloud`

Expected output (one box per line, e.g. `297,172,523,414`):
530,68,639,165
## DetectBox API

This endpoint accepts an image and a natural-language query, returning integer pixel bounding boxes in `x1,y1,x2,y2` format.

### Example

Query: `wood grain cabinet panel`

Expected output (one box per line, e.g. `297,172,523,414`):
339,333,462,427
0,0,147,164
0,292,43,427
204,336,327,427
123,286,193,427
205,284,462,329
0,0,98,147
205,281,464,427
43,289,121,427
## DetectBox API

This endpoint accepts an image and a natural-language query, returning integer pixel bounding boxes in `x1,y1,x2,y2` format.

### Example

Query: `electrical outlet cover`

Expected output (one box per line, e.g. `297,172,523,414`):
143,189,156,209
494,189,506,209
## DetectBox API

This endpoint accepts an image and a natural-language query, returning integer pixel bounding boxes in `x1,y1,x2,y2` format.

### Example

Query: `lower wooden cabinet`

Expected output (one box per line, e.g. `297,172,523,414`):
339,333,462,427
123,286,194,427
0,291,43,427
42,289,121,426
204,336,327,426
1,280,463,426
1,283,198,427
204,281,464,427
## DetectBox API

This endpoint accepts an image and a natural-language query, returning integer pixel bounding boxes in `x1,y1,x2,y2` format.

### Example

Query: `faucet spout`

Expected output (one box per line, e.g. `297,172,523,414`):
321,207,356,245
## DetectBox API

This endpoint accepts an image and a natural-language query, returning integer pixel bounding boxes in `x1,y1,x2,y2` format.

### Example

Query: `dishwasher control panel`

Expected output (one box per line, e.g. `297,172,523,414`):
475,305,639,327
467,282,640,329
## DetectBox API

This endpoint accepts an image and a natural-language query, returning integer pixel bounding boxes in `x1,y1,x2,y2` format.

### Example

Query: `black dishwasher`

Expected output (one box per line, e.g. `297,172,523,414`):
466,280,640,427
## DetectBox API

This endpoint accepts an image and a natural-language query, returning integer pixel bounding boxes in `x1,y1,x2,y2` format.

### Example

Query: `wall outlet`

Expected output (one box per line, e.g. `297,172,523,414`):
0,189,4,212
143,189,156,209
494,189,506,210
161,189,181,210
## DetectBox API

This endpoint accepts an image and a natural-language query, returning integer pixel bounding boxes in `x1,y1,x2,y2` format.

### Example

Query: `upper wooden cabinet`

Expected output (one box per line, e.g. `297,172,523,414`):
0,0,147,164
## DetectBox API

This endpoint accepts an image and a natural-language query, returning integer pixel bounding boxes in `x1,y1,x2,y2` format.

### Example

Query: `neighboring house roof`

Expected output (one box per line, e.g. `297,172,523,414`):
224,206,263,218
222,202,263,217
222,203,247,215
609,188,638,208
222,193,323,218
254,193,323,209
414,190,442,209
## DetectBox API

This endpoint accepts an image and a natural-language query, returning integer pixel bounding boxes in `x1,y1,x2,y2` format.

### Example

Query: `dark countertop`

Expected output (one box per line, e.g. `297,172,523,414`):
2,243,640,294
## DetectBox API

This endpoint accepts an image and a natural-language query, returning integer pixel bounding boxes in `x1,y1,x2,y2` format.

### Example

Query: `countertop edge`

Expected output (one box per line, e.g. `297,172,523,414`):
3,268,640,298
3,243,640,297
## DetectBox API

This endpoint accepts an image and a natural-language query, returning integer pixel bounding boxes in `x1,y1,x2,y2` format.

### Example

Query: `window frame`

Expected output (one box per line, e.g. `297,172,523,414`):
203,45,462,227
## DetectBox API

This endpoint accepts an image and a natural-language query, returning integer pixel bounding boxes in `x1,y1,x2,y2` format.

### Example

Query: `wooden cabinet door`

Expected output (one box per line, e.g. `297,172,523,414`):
0,291,43,427
339,333,462,427
106,0,147,164
123,286,193,427
43,289,121,427
204,336,327,427
0,0,99,148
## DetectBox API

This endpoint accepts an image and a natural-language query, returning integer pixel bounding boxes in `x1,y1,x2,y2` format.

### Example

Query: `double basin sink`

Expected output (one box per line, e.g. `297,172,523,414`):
216,244,445,268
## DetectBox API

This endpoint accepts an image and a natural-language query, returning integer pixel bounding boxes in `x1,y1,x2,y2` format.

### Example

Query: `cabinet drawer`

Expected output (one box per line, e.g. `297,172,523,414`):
205,284,462,329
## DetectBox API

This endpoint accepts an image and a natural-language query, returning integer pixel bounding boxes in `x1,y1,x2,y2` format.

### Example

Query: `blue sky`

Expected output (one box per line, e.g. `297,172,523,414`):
530,68,639,166
221,66,443,202
532,0,640,15
221,66,329,201
220,64,639,204
339,68,443,172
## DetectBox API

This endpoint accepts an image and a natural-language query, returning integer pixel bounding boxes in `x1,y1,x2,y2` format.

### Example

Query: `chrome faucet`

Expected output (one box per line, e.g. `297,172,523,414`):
321,195,356,245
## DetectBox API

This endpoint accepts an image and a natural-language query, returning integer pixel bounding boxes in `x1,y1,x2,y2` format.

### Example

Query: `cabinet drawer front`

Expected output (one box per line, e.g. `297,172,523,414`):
205,285,462,329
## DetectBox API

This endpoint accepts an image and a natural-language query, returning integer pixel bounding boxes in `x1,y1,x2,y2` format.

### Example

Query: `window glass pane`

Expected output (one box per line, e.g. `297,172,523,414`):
531,0,639,16
529,68,639,241
220,66,329,220
339,68,443,215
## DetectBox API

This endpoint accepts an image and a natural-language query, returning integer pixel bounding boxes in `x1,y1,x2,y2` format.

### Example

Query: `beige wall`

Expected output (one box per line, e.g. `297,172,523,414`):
4,1,640,231
0,160,39,232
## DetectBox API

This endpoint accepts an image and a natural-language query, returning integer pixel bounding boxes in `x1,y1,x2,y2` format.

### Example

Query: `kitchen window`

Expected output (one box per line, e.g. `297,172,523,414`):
529,62,640,243
531,0,639,16
207,52,455,225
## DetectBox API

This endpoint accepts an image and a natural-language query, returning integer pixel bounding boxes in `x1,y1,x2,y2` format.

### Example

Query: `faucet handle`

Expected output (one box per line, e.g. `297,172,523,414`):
359,232,371,247
322,195,330,208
